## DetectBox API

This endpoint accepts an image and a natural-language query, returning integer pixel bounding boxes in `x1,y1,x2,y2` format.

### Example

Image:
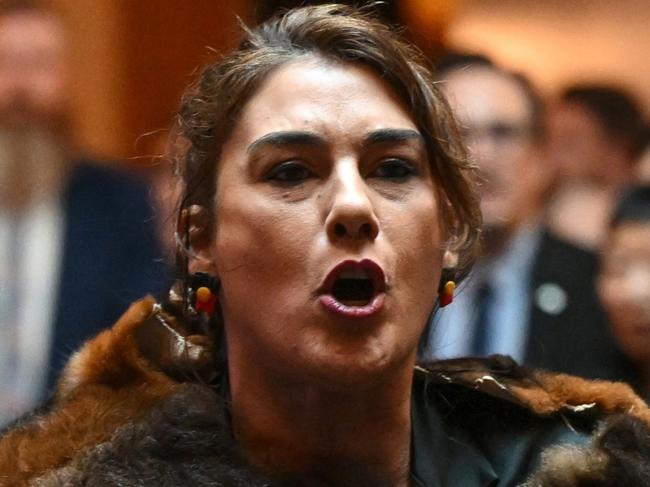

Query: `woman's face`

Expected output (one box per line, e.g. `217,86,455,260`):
207,59,443,386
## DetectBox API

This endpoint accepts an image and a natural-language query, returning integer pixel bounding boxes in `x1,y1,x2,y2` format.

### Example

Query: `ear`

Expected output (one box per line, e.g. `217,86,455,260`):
177,204,218,276
442,249,459,270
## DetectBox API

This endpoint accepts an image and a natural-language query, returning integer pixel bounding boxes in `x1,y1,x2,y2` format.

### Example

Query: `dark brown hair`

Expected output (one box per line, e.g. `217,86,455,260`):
175,3,481,280
436,52,545,142
610,185,650,228
0,1,60,23
561,84,645,159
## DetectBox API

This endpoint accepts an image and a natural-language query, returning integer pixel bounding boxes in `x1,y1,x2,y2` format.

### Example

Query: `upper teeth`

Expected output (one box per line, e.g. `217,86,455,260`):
338,268,371,280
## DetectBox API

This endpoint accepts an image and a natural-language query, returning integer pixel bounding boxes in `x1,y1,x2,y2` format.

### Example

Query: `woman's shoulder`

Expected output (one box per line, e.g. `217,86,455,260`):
0,298,269,486
413,355,650,486
33,383,270,486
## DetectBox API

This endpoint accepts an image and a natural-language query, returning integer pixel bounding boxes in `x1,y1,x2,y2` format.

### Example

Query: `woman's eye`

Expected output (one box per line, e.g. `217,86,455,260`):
265,161,314,184
370,159,418,180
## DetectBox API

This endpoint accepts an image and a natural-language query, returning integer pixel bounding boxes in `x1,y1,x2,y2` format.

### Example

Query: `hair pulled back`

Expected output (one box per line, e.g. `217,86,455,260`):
175,3,481,280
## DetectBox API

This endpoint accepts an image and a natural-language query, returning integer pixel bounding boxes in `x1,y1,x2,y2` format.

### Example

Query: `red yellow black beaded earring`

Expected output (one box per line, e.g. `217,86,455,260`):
438,268,457,308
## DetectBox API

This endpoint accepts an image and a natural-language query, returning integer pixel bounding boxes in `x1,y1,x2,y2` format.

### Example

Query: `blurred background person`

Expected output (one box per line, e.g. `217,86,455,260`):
598,185,650,401
545,85,646,250
0,1,165,427
423,54,628,380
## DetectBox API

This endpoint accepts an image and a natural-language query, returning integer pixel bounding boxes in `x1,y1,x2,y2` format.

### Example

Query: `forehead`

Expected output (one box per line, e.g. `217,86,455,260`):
441,66,531,127
0,11,66,53
227,59,418,145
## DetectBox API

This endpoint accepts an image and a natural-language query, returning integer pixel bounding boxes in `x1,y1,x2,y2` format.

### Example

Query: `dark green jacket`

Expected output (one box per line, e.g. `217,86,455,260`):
411,365,587,486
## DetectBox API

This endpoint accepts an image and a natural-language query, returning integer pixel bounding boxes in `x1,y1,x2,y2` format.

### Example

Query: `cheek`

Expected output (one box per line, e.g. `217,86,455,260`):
389,198,443,301
600,277,642,328
211,191,317,300
599,278,624,314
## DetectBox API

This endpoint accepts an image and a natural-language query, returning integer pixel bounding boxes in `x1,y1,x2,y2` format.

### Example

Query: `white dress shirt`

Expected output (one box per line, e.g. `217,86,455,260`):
0,196,63,427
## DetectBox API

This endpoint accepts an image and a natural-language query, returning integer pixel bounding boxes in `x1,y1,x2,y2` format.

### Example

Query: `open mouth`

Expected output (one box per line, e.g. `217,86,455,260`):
318,260,386,317
332,267,377,305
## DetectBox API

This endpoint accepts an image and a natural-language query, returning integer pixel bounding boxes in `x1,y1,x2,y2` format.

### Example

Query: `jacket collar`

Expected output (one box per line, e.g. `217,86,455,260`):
410,368,499,487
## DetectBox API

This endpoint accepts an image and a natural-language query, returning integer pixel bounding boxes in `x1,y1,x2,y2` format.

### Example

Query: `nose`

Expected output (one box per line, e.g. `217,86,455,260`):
325,162,379,242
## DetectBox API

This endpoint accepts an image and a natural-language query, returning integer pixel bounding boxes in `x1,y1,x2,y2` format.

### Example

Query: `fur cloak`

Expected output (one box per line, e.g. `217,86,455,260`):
1,298,649,486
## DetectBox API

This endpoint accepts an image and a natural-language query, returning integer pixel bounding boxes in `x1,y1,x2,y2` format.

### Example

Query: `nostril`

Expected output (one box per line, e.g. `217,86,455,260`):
334,223,346,237
360,223,373,238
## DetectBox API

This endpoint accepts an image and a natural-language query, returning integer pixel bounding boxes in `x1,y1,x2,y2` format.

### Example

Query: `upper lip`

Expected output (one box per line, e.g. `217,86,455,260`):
318,259,387,297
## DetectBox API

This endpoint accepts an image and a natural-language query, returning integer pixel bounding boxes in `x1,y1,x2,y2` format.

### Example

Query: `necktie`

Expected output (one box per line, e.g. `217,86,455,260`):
471,282,494,356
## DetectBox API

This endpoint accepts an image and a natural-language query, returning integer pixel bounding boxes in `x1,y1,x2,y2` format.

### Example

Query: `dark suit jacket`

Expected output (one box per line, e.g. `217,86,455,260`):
524,230,633,381
46,162,168,392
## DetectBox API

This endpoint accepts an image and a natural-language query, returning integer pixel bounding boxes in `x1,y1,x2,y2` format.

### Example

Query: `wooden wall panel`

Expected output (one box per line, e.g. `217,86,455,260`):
446,0,650,113
120,0,251,160
49,1,250,160
51,0,123,158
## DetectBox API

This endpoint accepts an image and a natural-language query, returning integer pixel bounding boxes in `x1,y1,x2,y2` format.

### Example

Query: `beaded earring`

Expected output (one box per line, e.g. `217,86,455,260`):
188,272,220,317
438,267,457,308
439,280,456,307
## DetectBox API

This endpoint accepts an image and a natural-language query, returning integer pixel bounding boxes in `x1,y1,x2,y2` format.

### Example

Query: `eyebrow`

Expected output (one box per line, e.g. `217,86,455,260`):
247,131,326,154
246,128,424,154
362,128,424,148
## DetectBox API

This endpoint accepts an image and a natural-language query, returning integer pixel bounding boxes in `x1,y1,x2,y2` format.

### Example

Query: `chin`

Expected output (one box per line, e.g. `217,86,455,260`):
292,323,417,390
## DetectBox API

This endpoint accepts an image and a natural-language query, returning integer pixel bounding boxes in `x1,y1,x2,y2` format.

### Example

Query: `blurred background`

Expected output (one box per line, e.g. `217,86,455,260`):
1,0,649,427
45,0,649,161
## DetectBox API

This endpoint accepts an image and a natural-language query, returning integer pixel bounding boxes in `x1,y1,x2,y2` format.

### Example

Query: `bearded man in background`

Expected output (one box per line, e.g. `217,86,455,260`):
0,2,165,427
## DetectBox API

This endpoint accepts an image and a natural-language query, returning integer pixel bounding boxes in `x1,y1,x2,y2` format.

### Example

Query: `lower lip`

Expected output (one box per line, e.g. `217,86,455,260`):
319,293,385,318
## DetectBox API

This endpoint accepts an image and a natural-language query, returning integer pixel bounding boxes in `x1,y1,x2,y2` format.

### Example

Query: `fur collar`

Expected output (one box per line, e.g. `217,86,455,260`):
1,298,649,486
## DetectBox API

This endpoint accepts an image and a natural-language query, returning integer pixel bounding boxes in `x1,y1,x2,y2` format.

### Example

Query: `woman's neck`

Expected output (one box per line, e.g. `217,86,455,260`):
228,354,414,487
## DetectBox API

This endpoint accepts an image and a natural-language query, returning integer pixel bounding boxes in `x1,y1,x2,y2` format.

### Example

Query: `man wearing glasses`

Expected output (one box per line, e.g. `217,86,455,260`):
423,55,629,382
